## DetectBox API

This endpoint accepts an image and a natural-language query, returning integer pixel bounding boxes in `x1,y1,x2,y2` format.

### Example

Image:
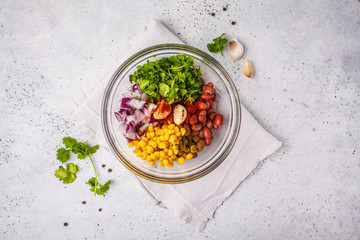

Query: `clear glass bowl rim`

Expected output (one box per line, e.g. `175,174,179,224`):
101,44,241,184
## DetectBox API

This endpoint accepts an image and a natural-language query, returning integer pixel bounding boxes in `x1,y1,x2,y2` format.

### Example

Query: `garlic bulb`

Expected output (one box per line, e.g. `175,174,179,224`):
229,39,244,61
243,59,254,78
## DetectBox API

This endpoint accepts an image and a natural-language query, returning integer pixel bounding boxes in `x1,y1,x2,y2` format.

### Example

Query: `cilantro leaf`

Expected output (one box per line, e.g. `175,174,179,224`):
89,145,99,154
86,177,111,196
63,137,77,149
72,142,89,159
66,163,78,174
55,163,78,184
55,137,109,196
56,148,70,163
207,33,228,56
129,53,203,104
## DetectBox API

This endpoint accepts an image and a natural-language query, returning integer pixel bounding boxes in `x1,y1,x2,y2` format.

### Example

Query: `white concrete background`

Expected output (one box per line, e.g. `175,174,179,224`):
1,0,359,239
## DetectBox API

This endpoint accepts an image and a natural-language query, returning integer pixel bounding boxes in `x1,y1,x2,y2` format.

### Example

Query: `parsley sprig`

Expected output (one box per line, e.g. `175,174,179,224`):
207,33,228,56
55,137,111,196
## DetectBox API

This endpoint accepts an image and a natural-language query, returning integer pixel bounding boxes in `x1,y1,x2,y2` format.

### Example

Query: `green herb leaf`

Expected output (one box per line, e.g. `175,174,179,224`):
129,53,203,104
86,177,111,195
56,148,71,163
55,163,78,184
63,137,77,149
55,137,110,196
207,33,228,56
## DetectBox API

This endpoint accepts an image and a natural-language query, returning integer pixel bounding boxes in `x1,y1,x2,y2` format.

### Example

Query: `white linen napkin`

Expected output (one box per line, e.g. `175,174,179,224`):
70,20,281,231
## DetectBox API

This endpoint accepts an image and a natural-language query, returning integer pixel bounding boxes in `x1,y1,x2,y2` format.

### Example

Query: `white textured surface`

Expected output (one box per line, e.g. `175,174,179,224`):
1,0,359,239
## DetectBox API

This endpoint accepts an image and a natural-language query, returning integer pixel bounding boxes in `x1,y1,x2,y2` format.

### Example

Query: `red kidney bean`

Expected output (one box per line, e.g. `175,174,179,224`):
191,123,203,131
198,110,207,122
191,130,199,136
206,120,213,129
195,101,208,110
189,115,198,125
186,105,197,114
202,121,206,127
207,82,213,87
209,112,217,120
206,101,211,109
198,129,204,138
202,127,212,140
213,93,216,101
205,136,214,146
184,124,191,136
200,94,214,100
213,124,219,130
192,153,198,158
197,139,205,151
203,86,216,95
208,99,215,106
208,107,215,114
214,114,223,127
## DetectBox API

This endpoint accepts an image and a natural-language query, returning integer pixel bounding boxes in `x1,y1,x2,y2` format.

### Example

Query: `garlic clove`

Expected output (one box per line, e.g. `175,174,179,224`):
173,104,187,125
243,59,254,78
229,39,244,61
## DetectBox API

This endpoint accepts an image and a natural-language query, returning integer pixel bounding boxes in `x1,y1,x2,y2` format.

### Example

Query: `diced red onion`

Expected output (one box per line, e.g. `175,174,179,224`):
126,99,146,109
120,98,132,110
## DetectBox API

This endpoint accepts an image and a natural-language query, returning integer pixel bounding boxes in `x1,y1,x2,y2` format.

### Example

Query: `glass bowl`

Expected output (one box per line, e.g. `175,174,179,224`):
101,44,241,184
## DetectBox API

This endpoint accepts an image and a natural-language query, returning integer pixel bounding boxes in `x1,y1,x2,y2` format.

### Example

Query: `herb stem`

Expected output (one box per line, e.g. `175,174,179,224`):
88,155,98,196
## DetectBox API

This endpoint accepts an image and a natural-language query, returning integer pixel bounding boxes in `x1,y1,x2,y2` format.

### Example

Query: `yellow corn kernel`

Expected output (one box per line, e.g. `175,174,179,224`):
175,131,182,137
160,151,166,158
163,159,169,165
170,154,177,159
136,152,142,157
150,154,157,161
186,153,194,159
132,140,139,145
154,151,160,158
142,136,149,142
173,149,179,155
158,142,167,149
138,141,147,148
148,141,157,148
178,157,186,164
163,134,170,141
163,148,169,154
159,161,165,166
174,127,180,132
180,128,187,136
128,141,135,147
169,135,177,144
168,162,174,167
168,149,174,156
146,146,154,154
148,160,156,166
141,155,147,160
146,132,152,138
168,124,175,129
190,145,198,153
148,126,154,132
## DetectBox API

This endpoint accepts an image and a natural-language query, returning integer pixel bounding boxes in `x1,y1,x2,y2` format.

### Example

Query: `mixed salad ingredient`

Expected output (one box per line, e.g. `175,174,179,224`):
129,53,203,104
115,54,224,167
